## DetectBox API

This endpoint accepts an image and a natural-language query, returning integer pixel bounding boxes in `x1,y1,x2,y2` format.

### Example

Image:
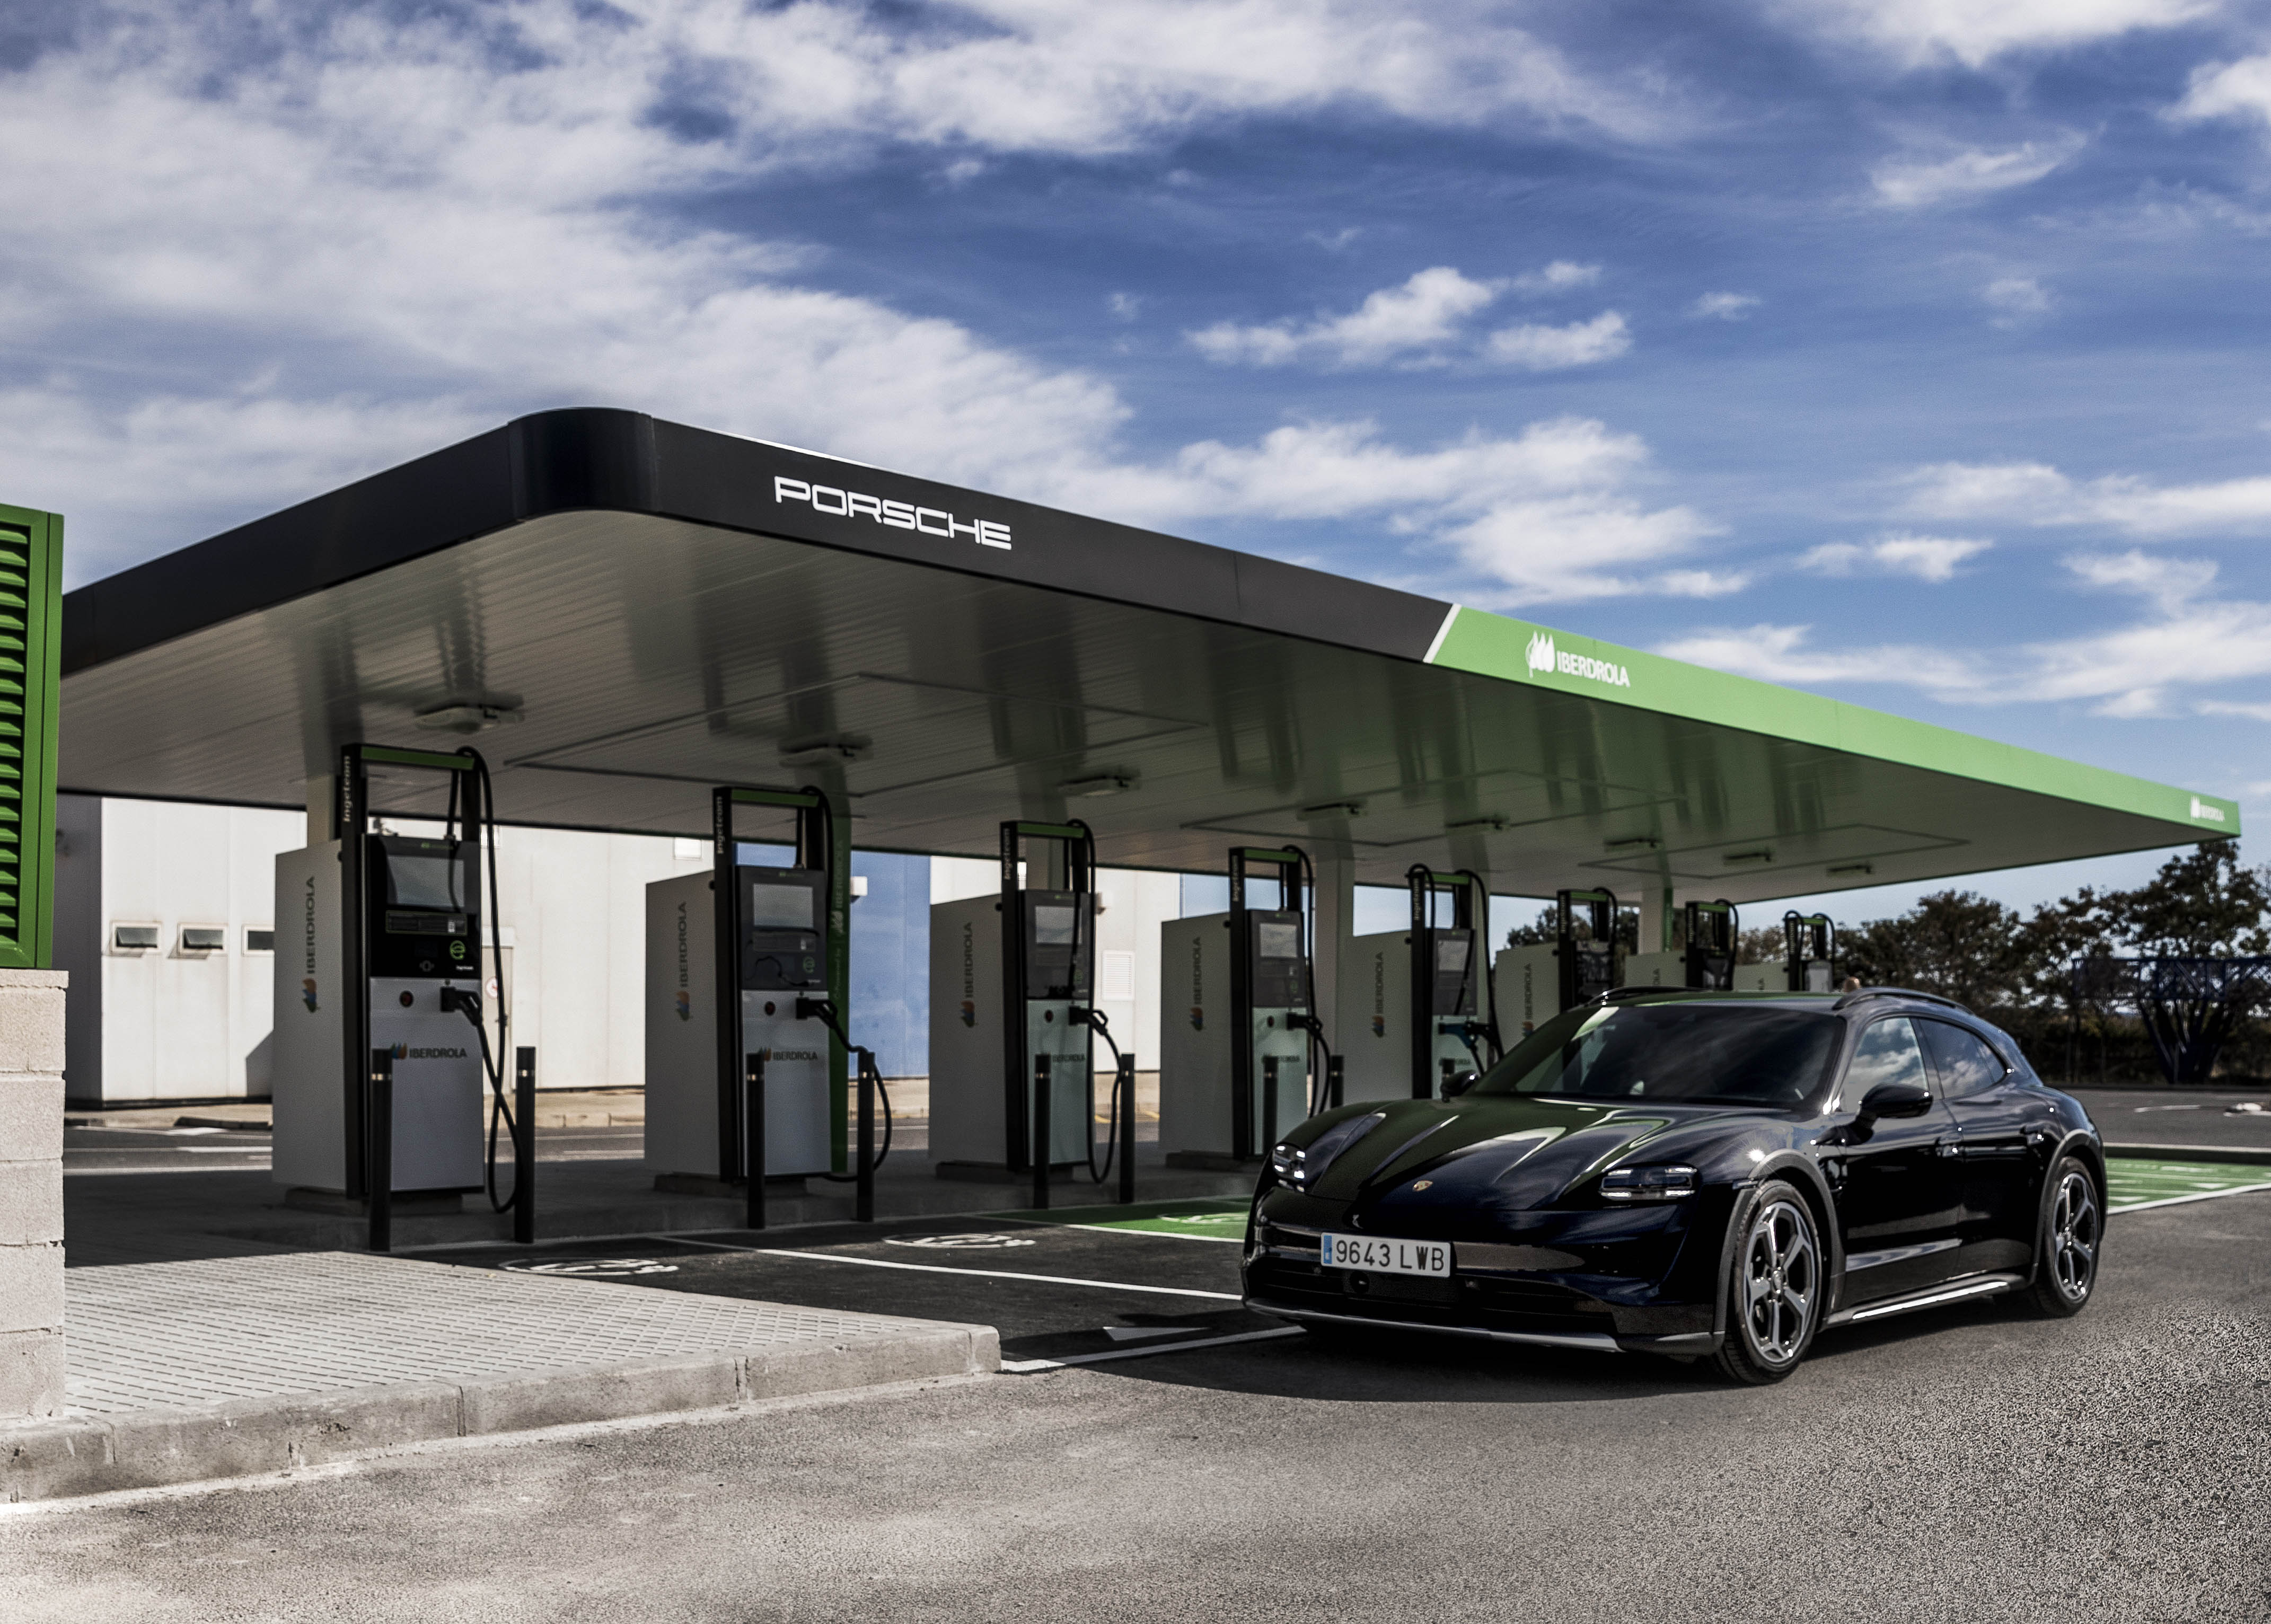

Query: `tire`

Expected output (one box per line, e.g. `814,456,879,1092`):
1712,1181,1824,1385
2024,1155,2102,1318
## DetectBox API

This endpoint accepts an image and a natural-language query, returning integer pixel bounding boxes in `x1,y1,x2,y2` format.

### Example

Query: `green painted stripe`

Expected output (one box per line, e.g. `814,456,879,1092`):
997,1196,1248,1237
2105,1158,2271,1212
1427,605,2237,835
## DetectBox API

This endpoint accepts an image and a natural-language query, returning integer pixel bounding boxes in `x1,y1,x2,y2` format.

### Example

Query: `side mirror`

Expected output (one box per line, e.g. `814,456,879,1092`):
1442,1070,1480,1099
1858,1080,1932,1122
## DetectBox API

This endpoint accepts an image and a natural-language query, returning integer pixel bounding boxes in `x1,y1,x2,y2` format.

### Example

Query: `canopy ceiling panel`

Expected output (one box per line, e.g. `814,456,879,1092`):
57,410,2236,904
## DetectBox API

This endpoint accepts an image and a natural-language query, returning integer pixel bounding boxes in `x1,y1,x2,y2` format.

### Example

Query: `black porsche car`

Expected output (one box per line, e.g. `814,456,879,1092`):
1244,987,2104,1383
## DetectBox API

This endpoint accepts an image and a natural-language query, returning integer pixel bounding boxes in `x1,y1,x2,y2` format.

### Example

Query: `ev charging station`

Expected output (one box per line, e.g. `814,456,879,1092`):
272,743,523,1234
1785,911,1837,991
1625,899,1740,991
645,785,849,1207
1494,887,1622,1039
1159,846,1333,1168
1336,867,1496,1102
929,819,1108,1186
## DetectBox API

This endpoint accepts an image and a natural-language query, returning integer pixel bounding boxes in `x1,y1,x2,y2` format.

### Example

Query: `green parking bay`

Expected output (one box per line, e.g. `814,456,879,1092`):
1004,1198,1251,1240
2105,1158,2271,1212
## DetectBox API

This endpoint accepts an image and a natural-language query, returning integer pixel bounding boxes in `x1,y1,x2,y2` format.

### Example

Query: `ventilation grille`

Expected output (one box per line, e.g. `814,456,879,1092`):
0,507,56,969
0,524,30,941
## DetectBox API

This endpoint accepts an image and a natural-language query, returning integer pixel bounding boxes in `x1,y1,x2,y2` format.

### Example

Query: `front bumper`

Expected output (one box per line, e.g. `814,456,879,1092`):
1243,1189,1733,1357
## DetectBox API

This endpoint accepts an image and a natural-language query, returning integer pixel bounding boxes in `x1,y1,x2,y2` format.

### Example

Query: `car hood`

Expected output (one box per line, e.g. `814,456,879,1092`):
1300,1093,1763,1217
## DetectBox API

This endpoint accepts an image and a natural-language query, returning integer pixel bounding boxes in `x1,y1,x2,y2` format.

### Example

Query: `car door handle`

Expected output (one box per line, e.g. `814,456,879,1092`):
1935,1139,1960,1159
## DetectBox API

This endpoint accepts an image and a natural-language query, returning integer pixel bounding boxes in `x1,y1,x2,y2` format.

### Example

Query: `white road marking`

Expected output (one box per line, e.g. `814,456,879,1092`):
2109,1181,2271,1214
1002,1327,1303,1372
673,1238,1242,1301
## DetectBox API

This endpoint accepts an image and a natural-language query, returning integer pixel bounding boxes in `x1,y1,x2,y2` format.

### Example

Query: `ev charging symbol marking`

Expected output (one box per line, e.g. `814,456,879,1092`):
885,1233,1037,1250
503,1258,681,1277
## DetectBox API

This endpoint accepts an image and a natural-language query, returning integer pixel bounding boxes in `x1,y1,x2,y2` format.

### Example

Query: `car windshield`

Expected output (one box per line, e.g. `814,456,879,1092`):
1470,1001,1841,1108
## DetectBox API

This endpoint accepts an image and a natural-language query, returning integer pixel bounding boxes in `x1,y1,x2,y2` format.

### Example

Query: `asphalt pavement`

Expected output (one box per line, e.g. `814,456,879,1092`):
6,1185,2267,1622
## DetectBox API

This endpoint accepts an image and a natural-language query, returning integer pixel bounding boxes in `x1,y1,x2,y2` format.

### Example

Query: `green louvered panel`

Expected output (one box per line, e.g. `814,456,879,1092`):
0,506,59,967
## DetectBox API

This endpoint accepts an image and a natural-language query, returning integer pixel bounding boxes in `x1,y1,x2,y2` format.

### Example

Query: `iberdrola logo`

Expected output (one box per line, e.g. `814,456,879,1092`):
1526,630,1554,675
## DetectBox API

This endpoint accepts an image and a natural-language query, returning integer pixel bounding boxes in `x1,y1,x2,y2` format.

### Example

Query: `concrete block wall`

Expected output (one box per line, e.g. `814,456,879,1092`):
0,969,67,1419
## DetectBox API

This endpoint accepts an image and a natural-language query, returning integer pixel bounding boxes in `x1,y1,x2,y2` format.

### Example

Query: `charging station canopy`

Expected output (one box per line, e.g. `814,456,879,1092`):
56,409,2238,903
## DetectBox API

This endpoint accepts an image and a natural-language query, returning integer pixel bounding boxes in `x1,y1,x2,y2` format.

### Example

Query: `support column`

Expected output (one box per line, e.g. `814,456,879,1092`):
1310,852,1352,1048
0,969,67,1419
1640,883,1676,954
305,773,336,845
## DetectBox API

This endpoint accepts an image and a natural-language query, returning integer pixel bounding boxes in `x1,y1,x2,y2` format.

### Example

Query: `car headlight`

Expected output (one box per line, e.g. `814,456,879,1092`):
1600,1163,1697,1202
1269,1111,1385,1189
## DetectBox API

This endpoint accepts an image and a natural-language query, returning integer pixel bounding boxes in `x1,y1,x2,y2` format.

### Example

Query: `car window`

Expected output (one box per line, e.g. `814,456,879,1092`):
1842,1018,1929,1111
1471,1001,1841,1108
1916,1020,2008,1100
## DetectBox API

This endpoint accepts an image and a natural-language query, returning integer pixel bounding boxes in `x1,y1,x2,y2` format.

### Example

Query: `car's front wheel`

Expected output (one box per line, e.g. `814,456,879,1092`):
1712,1181,1822,1385
2024,1155,2101,1318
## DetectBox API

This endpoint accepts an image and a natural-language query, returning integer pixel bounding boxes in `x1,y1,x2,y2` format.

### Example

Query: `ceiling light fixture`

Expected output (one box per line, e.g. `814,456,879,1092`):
1826,861,1874,878
1722,849,1775,866
1603,835,1660,853
1448,815,1509,833
778,734,873,766
413,702,523,734
1059,773,1136,798
1298,800,1367,820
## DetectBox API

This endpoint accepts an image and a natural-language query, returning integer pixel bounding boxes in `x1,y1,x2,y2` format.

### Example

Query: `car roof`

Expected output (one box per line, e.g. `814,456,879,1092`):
1589,986,1979,1021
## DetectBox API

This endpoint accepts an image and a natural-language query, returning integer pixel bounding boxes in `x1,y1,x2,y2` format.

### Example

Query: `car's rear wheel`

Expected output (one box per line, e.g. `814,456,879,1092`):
2024,1155,2101,1318
1712,1181,1821,1385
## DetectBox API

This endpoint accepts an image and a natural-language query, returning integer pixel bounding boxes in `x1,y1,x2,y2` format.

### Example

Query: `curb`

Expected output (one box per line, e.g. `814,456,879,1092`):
2,1323,996,1503
2105,1143,2271,1166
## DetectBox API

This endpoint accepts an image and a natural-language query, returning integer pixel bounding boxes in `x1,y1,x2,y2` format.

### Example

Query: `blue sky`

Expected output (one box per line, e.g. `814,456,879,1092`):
6,0,2271,918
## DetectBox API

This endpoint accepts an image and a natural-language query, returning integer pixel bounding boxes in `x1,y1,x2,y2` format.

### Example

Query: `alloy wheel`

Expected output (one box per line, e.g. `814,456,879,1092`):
2049,1169,2099,1302
1740,1198,1818,1366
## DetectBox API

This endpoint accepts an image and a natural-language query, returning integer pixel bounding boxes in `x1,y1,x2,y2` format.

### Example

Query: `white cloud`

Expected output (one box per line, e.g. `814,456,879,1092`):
1983,276,2053,323
1870,137,2085,208
1774,0,2215,69
1798,534,1992,581
1657,624,1984,698
1510,261,1602,295
0,6,1717,594
1663,547,2271,718
2170,54,2271,132
1906,459,2271,536
1189,267,1504,368
1691,292,1760,320
1484,311,1632,371
2064,548,2218,611
1107,293,1143,321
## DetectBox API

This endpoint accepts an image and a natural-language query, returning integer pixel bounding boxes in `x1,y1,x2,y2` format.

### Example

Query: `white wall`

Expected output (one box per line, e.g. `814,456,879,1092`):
54,796,1194,1102
55,795,304,1104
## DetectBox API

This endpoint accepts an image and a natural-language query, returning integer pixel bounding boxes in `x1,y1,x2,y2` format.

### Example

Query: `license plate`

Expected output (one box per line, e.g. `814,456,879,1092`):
1319,1234,1450,1277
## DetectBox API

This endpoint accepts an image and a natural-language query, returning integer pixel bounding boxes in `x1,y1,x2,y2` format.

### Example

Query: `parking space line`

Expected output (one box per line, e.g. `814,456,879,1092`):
1001,1326,1302,1373
2109,1181,2271,1214
650,1237,1243,1301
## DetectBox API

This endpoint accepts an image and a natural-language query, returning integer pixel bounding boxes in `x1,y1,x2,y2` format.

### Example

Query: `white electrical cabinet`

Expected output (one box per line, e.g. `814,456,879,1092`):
1333,930,1470,1103
641,870,831,1180
928,894,1092,1169
269,843,483,1195
1157,913,1308,1161
1623,950,1685,990
1493,943,1564,1041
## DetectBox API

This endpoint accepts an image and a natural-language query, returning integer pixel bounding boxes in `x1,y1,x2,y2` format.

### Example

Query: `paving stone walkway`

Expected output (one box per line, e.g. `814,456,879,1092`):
63,1251,944,1415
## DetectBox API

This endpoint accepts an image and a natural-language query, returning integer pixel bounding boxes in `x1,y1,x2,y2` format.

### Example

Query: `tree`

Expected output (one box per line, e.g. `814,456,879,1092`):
2104,843,2270,958
1736,925,1784,966
1835,890,2031,1008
